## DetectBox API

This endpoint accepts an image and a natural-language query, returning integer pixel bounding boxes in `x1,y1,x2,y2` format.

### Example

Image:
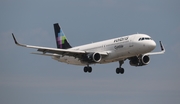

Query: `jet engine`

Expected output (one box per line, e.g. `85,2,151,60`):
129,55,150,66
83,52,102,63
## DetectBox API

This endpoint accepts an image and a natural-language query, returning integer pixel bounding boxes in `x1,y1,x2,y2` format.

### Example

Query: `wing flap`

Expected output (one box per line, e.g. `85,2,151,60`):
31,52,61,57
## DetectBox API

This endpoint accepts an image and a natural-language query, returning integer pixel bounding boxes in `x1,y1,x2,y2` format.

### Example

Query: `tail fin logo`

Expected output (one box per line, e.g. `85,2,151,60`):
54,23,72,49
57,29,66,49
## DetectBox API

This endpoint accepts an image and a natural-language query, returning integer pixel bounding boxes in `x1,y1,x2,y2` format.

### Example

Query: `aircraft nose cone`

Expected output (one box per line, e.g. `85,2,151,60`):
149,40,156,50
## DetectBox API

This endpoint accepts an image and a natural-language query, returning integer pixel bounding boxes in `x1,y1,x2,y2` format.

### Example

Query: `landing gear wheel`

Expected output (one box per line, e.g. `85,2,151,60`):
116,68,120,74
83,66,92,73
88,67,92,73
116,61,125,74
84,67,88,73
116,68,124,74
120,68,124,74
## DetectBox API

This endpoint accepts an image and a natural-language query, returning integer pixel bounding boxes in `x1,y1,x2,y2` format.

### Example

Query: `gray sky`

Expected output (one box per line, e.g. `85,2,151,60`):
0,0,180,104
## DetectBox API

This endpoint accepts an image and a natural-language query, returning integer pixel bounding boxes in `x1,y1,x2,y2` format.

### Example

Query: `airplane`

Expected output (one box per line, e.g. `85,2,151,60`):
12,23,165,74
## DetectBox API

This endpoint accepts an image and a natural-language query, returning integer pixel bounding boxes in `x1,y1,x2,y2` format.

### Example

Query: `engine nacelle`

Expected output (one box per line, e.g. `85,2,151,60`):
129,55,150,66
83,52,102,63
92,52,102,62
141,55,150,65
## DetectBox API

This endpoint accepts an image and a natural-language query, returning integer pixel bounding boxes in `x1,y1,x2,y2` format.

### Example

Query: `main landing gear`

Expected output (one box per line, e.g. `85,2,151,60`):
84,65,92,73
116,61,125,74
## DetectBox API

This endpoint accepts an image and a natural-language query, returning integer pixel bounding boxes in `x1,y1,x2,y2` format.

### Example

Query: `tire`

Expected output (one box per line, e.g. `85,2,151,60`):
84,67,88,73
88,67,92,73
120,68,124,74
116,68,120,74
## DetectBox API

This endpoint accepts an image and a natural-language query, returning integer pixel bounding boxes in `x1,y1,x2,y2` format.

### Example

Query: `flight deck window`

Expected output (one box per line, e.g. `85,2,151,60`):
139,37,152,41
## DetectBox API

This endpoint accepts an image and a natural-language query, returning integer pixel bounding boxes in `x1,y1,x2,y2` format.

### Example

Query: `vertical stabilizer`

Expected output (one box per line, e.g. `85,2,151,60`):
53,23,72,49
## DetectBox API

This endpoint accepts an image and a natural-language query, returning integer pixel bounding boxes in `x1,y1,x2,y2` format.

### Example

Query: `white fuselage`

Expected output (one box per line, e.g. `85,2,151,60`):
52,34,156,66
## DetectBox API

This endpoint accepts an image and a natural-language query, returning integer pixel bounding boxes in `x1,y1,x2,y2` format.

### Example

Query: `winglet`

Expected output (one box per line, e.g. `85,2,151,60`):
12,33,18,44
12,33,26,47
159,41,165,52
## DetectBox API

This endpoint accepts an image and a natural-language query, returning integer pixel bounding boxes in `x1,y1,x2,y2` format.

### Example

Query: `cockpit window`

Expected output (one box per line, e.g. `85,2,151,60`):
138,37,152,41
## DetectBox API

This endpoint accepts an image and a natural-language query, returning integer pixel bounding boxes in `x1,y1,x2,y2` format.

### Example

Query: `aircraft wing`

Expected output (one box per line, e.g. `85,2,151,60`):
12,34,108,57
144,41,165,56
